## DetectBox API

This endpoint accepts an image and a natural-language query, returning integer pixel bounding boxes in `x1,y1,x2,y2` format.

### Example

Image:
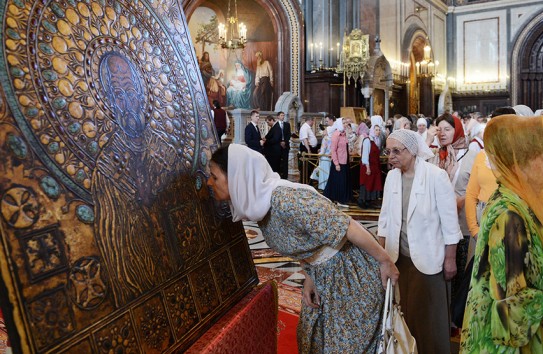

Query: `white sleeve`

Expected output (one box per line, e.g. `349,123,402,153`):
361,139,371,165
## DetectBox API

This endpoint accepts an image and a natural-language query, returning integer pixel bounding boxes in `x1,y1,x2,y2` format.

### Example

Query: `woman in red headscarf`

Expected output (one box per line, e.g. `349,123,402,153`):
427,112,479,329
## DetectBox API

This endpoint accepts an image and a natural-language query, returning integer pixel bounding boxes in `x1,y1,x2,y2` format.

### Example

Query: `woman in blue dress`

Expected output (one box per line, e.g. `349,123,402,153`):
226,61,253,109
207,144,399,353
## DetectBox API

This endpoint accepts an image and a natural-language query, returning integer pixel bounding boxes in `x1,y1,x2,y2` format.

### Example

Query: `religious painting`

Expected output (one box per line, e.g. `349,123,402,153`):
187,0,277,111
373,89,385,117
0,1,257,353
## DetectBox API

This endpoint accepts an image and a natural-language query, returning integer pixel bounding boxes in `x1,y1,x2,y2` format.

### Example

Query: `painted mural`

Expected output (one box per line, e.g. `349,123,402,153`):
188,3,277,111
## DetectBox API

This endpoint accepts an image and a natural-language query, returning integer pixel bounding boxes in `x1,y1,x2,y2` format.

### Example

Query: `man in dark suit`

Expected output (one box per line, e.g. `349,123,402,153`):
276,111,291,179
244,110,263,152
263,115,282,173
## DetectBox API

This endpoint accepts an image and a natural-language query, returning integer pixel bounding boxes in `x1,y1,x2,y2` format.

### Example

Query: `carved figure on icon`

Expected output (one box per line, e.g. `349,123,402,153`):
226,61,253,109
253,51,274,111
93,53,181,306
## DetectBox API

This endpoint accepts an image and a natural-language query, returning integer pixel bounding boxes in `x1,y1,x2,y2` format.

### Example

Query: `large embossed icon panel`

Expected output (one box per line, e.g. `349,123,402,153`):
0,0,257,353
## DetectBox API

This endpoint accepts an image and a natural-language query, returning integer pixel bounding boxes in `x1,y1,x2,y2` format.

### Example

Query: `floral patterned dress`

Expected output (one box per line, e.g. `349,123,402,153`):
258,186,384,353
460,185,543,354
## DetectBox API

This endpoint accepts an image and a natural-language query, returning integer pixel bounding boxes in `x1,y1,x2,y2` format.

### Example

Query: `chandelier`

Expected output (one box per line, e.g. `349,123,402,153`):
217,0,247,50
415,40,438,78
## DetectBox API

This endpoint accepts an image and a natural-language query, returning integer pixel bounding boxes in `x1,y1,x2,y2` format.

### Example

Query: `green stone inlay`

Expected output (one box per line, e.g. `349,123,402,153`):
169,84,177,93
42,70,58,81
67,0,76,6
7,133,28,159
200,151,207,165
172,102,180,111
42,20,58,34
201,125,208,139
172,119,181,130
51,3,66,18
12,0,24,8
76,205,94,224
162,65,171,74
170,135,179,145
6,28,21,40
38,43,54,55
195,175,202,190
52,97,67,109
40,176,61,199
87,141,98,155
25,107,39,117
68,122,81,134
75,169,85,182
10,67,25,77
48,141,60,153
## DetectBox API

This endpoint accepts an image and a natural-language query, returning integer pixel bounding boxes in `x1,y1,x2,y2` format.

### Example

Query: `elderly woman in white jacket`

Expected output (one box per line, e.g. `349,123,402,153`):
378,129,463,354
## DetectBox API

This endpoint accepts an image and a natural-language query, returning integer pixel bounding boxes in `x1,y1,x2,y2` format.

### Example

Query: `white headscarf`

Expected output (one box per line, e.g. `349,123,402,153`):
470,123,485,139
370,115,384,130
227,144,314,222
333,117,345,132
416,118,427,128
388,129,434,160
326,126,335,138
513,105,534,116
534,109,543,117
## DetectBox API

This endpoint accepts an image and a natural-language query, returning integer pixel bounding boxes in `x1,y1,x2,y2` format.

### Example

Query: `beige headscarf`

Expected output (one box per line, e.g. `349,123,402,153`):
227,144,314,221
484,115,543,225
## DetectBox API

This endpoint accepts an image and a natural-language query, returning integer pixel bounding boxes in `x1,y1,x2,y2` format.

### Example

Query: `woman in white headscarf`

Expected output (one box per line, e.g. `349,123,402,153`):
468,123,485,153
417,117,428,142
378,129,463,354
358,122,383,209
207,144,399,353
310,126,334,190
324,118,351,208
370,115,387,149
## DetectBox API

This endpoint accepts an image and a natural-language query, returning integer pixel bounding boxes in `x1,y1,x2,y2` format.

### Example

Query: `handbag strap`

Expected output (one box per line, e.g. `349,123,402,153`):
381,278,393,337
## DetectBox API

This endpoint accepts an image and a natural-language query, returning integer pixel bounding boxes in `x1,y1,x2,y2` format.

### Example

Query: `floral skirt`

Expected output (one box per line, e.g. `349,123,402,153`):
298,242,384,353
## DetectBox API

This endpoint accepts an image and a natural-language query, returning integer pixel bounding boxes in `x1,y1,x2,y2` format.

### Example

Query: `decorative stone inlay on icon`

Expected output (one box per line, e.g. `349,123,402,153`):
75,204,94,224
39,175,61,200
67,257,107,310
6,133,28,159
1,186,39,229
26,287,75,350
94,312,138,354
164,277,199,339
18,224,68,283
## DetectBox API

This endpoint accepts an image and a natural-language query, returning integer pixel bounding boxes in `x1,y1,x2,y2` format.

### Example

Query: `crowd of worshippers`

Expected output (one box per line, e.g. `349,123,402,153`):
220,104,543,354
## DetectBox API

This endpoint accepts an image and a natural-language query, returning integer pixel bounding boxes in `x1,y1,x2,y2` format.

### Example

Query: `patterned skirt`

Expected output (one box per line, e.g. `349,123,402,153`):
298,242,384,353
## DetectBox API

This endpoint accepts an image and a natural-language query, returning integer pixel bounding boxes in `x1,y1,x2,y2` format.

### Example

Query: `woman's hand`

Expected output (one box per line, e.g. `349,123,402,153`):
302,274,320,308
379,259,400,288
456,196,466,211
443,257,457,280
335,165,340,172
366,166,371,175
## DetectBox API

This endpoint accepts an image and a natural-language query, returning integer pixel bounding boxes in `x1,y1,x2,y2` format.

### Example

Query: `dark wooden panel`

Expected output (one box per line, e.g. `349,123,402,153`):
0,1,258,353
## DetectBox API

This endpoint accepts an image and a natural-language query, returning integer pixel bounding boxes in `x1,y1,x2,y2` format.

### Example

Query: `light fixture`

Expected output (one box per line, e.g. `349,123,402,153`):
416,38,436,78
217,0,247,50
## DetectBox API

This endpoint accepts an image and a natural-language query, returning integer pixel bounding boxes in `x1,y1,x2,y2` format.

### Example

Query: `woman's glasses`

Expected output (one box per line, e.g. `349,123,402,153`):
383,147,407,156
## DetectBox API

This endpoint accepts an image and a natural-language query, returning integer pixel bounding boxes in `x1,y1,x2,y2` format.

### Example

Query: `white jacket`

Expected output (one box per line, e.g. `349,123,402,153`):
378,158,463,275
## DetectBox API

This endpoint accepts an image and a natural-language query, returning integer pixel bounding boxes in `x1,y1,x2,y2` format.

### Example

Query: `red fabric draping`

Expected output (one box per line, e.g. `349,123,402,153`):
186,282,278,354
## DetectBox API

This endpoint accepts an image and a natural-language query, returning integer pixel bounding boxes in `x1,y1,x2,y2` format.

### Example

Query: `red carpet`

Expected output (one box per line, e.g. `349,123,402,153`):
277,310,299,354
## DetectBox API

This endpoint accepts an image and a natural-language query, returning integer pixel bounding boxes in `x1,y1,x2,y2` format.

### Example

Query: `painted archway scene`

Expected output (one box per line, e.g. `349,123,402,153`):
187,1,278,110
